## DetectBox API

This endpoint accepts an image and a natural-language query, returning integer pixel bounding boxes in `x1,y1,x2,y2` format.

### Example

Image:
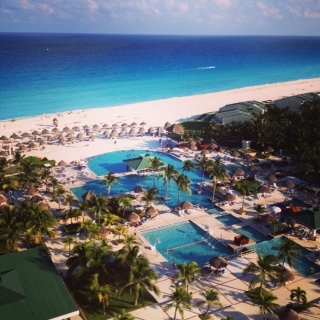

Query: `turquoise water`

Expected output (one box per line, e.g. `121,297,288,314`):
253,237,320,276
234,226,268,243
142,221,231,266
2,34,320,121
206,206,224,215
216,214,243,227
72,150,217,208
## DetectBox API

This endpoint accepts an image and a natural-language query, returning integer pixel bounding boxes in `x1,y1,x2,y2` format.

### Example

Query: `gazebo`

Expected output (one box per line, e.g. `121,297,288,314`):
291,207,320,239
123,153,155,172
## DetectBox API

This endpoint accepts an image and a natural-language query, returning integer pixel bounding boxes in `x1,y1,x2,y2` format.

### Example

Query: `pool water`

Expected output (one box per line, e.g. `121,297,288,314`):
72,150,221,208
253,237,320,276
234,226,268,243
216,214,243,227
142,221,231,266
206,206,224,215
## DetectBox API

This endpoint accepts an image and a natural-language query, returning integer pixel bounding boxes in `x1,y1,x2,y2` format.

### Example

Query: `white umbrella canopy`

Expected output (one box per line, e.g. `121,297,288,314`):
270,206,282,214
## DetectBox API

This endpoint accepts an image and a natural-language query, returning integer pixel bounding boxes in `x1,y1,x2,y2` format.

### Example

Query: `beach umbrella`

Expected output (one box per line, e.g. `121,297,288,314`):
259,185,271,194
128,212,140,223
32,130,40,136
145,206,158,218
280,269,295,283
130,122,137,127
27,186,38,196
102,124,109,128
39,140,47,146
69,136,75,143
265,146,274,153
121,123,128,127
52,127,59,134
129,128,137,136
210,143,218,150
83,125,90,130
66,132,74,138
10,133,21,140
224,193,236,201
63,127,71,133
110,131,118,138
278,305,301,320
267,174,277,183
103,130,110,137
133,186,144,193
0,194,7,205
93,124,100,130
58,160,68,167
29,142,37,149
72,126,80,131
148,127,155,134
157,127,164,134
250,165,259,173
164,121,171,129
15,142,23,147
0,135,9,141
77,132,85,140
234,168,245,176
283,180,295,189
59,137,66,145
19,145,28,152
167,123,184,135
140,121,146,126
112,123,119,128
180,201,193,210
41,128,50,135
246,155,254,162
119,131,126,137
82,190,96,206
209,256,228,269
138,127,146,135
21,132,31,138
270,206,282,214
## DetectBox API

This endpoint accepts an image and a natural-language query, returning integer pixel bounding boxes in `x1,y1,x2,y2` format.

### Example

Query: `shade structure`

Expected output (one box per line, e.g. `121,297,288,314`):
234,168,245,176
140,121,146,126
259,185,271,193
37,201,51,211
164,121,171,129
92,124,99,130
265,214,277,224
103,130,110,137
58,160,67,167
265,146,274,153
148,127,155,134
130,122,137,127
167,123,184,135
83,125,90,130
0,194,7,205
0,135,9,141
224,193,236,201
278,305,301,320
281,268,295,283
21,132,31,138
62,127,71,133
268,174,277,183
72,126,80,131
10,133,21,140
82,190,96,206
102,123,109,128
128,212,140,223
145,206,158,218
283,180,295,189
89,134,95,140
180,201,193,210
121,122,128,127
112,123,119,128
19,145,28,152
119,131,126,137
250,165,258,173
209,256,228,269
133,186,144,193
270,206,282,214
52,127,59,133
246,155,254,161
138,127,146,135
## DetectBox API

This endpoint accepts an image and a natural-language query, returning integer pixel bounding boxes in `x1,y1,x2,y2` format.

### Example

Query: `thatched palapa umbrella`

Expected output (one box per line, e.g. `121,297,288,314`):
224,193,236,201
134,186,144,193
102,124,109,128
0,135,9,141
146,206,158,218
259,185,271,194
128,212,140,223
10,133,21,140
210,143,218,151
164,121,171,129
0,194,8,205
209,256,228,270
103,130,110,138
265,146,274,153
234,168,245,176
148,127,155,134
41,128,50,135
250,166,258,173
268,175,277,183
167,123,184,135
181,201,193,210
52,127,59,134
82,190,96,206
58,160,68,167
138,127,145,136
140,121,146,126
283,180,295,189
278,305,301,320
119,131,126,137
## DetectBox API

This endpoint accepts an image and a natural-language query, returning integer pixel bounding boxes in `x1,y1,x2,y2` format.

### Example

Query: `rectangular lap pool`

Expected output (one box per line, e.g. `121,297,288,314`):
142,221,231,266
216,214,242,227
234,226,268,243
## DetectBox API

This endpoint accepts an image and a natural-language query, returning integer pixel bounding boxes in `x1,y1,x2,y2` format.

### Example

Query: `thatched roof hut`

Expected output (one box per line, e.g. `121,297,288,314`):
209,256,228,269
180,201,193,210
128,212,141,223
145,206,158,218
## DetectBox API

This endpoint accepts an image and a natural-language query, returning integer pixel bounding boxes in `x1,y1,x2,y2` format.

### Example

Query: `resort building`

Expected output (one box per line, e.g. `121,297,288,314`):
0,247,79,320
274,92,320,112
214,100,267,124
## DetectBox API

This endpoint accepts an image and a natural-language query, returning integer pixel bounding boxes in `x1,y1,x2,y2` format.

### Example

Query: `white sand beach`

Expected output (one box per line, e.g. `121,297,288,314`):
2,78,320,163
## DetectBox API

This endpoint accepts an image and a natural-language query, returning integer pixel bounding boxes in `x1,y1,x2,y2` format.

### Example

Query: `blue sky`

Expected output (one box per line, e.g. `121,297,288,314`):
1,0,320,36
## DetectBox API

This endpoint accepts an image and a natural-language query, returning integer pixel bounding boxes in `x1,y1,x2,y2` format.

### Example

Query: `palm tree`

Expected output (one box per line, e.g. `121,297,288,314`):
290,286,307,304
274,238,301,267
80,219,94,239
63,208,81,224
52,186,66,210
91,195,110,225
40,168,53,192
1,174,20,204
102,172,119,196
196,289,222,318
11,151,25,167
238,184,256,212
243,254,280,294
246,287,279,320
89,273,112,316
117,245,140,267
117,195,133,217
149,156,164,188
197,155,211,182
254,204,267,220
88,223,102,244
174,173,191,205
163,164,178,199
113,224,129,240
141,187,159,207
182,160,195,173
103,213,121,233
208,159,228,202
19,160,39,183
26,206,57,245
0,205,24,253
64,192,78,211
118,234,140,248
177,261,202,293
62,235,77,256
114,309,135,320
122,256,160,306
164,287,192,320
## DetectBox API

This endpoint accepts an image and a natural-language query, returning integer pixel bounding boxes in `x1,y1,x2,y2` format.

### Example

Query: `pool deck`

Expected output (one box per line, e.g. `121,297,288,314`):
42,148,320,320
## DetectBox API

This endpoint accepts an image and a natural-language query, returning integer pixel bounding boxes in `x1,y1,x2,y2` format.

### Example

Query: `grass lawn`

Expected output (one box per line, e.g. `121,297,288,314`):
75,286,157,319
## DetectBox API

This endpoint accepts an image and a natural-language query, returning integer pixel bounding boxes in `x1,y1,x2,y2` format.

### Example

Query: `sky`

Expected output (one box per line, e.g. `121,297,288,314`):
1,0,320,36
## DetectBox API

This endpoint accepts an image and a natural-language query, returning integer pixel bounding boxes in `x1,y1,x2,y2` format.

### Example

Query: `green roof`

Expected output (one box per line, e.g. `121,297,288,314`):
0,247,79,320
293,208,320,230
123,154,154,171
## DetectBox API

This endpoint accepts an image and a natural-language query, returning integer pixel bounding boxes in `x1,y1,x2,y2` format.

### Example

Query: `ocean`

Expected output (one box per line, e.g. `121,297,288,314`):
1,33,320,121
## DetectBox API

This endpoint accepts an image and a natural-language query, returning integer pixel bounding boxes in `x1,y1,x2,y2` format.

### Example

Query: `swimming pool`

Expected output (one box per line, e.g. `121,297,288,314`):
142,221,231,266
253,237,320,276
216,214,243,227
206,205,224,215
234,226,268,243
72,150,218,208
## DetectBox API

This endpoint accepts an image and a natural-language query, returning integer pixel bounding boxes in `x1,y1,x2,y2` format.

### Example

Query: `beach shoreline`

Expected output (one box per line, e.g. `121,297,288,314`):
2,78,320,163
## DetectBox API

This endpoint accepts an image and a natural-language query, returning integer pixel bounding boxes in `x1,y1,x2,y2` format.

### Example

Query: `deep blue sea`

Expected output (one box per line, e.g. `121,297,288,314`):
1,33,320,121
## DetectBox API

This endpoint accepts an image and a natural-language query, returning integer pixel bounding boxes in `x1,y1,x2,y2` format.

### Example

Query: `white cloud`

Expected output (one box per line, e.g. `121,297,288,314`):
287,6,302,17
304,9,320,19
179,2,189,13
39,4,54,15
212,0,236,9
257,2,282,19
87,0,99,11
